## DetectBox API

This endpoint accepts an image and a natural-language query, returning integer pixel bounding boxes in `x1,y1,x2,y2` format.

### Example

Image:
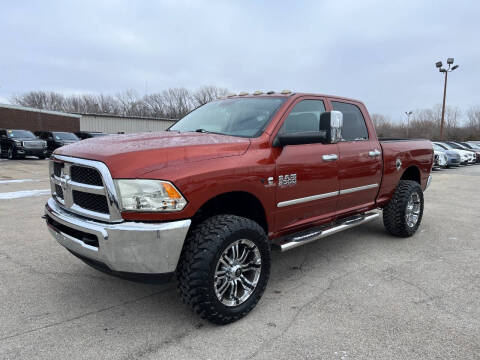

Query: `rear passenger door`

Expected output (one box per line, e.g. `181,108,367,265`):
273,98,339,233
331,101,382,215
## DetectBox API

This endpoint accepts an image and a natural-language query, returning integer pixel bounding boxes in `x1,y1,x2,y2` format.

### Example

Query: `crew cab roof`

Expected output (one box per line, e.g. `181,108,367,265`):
221,91,364,105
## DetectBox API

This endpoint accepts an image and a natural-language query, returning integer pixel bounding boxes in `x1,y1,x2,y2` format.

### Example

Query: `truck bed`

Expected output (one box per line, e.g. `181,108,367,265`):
376,139,433,207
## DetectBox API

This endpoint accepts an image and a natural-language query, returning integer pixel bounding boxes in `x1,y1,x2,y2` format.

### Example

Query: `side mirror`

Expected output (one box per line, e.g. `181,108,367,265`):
277,131,327,146
0,135,6,139
320,111,343,144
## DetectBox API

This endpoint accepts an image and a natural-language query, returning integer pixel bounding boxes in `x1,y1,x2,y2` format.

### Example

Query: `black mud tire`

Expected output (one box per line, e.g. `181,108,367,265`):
38,155,46,160
383,180,424,237
176,215,270,325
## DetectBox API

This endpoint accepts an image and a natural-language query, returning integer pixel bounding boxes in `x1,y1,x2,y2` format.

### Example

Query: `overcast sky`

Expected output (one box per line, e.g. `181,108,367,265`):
1,0,478,121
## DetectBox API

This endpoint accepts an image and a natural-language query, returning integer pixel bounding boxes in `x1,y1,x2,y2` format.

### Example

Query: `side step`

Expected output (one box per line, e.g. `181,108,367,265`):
275,211,380,252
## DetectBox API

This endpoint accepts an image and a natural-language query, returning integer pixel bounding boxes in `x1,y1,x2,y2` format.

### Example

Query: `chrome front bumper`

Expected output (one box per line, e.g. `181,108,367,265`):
45,198,191,274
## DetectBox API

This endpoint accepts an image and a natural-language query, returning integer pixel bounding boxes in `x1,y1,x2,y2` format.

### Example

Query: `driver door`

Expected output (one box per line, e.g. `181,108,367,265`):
273,98,339,234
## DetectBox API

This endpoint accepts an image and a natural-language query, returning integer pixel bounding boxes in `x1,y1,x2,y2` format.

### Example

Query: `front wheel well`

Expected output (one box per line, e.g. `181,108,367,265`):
191,191,268,234
400,165,421,184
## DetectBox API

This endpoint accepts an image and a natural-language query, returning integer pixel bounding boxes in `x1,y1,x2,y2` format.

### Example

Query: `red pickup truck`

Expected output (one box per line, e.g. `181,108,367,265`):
44,92,433,324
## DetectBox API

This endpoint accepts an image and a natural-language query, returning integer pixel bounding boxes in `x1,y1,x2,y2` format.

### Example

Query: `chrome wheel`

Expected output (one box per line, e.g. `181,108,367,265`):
7,147,13,159
214,239,262,307
405,192,421,227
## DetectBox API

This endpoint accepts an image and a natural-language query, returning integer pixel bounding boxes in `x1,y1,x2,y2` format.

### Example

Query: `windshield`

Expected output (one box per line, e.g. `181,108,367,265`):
447,142,466,150
7,130,36,139
170,97,286,137
434,142,450,150
433,144,445,152
53,132,79,140
467,143,480,149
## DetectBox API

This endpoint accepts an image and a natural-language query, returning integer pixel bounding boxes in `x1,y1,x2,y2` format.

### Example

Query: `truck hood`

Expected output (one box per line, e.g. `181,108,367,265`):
55,131,251,178
12,137,43,142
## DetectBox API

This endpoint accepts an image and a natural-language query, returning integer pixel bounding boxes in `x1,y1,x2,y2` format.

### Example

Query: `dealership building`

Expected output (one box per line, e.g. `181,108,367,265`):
0,103,177,134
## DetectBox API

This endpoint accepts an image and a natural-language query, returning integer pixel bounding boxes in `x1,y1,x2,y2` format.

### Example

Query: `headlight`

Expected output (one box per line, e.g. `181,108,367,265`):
115,179,187,212
13,140,22,146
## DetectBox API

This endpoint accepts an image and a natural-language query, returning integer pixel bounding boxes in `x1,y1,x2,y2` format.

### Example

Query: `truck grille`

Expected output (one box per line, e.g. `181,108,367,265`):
72,191,109,214
71,166,103,186
55,184,64,199
49,155,122,222
54,162,63,177
23,140,44,149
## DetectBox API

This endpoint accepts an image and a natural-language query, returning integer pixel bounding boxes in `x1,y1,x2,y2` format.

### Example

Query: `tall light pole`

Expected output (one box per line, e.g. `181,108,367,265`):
405,111,412,138
435,58,459,140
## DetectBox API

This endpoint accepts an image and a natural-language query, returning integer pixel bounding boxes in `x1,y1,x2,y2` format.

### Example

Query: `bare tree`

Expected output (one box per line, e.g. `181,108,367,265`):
192,85,228,107
10,86,232,119
160,88,194,119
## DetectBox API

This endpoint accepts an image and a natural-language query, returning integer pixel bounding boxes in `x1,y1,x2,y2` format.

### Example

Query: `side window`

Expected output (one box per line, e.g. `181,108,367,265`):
280,100,326,134
331,101,369,141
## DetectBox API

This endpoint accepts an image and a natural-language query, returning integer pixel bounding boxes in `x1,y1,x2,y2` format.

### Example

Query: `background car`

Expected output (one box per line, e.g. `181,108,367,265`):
444,141,478,164
0,129,47,159
459,142,480,163
75,131,108,140
462,142,480,150
433,142,462,167
35,131,80,156
433,148,448,169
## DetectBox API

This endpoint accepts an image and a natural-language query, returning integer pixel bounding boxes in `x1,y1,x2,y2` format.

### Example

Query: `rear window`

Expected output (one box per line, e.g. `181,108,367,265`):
331,101,369,141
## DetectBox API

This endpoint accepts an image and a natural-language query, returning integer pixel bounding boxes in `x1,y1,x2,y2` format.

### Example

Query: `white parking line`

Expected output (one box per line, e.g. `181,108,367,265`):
0,189,50,199
0,179,42,184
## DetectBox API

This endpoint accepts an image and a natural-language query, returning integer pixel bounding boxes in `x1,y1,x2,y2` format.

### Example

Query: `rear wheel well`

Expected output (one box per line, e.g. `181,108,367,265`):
191,192,268,234
401,166,421,184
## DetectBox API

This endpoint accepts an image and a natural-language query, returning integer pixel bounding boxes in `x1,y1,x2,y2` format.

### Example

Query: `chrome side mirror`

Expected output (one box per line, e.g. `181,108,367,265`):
320,111,343,144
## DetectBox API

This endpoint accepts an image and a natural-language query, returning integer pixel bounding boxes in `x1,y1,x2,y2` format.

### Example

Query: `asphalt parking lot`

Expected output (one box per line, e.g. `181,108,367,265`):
0,158,479,359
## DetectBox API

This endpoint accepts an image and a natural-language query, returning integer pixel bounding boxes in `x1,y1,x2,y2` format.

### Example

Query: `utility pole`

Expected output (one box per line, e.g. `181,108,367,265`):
405,111,412,138
435,58,459,140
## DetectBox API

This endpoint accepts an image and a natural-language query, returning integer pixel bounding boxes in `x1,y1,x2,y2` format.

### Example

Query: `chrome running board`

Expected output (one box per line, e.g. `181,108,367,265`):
275,211,380,252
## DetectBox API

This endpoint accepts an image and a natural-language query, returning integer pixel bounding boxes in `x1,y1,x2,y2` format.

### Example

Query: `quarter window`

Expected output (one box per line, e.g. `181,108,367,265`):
280,100,326,134
331,101,368,141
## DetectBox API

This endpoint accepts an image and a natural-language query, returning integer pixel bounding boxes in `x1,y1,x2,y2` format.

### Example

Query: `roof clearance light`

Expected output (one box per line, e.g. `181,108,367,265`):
281,89,292,94
227,93,237,97
238,91,249,96
266,90,275,94
253,90,263,95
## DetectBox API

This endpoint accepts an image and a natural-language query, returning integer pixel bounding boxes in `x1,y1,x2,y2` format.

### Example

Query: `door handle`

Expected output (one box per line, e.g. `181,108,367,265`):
368,149,381,157
322,154,338,161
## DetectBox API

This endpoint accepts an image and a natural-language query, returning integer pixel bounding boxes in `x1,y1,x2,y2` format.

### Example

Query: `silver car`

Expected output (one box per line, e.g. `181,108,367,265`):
434,142,472,164
432,143,461,167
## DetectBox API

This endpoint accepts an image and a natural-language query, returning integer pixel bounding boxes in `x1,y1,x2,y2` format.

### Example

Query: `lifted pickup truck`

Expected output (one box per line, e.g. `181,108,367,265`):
44,92,433,324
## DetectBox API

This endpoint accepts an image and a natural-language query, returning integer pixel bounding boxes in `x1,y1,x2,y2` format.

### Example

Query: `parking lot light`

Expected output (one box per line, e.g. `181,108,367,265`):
435,58,459,140
405,111,413,138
